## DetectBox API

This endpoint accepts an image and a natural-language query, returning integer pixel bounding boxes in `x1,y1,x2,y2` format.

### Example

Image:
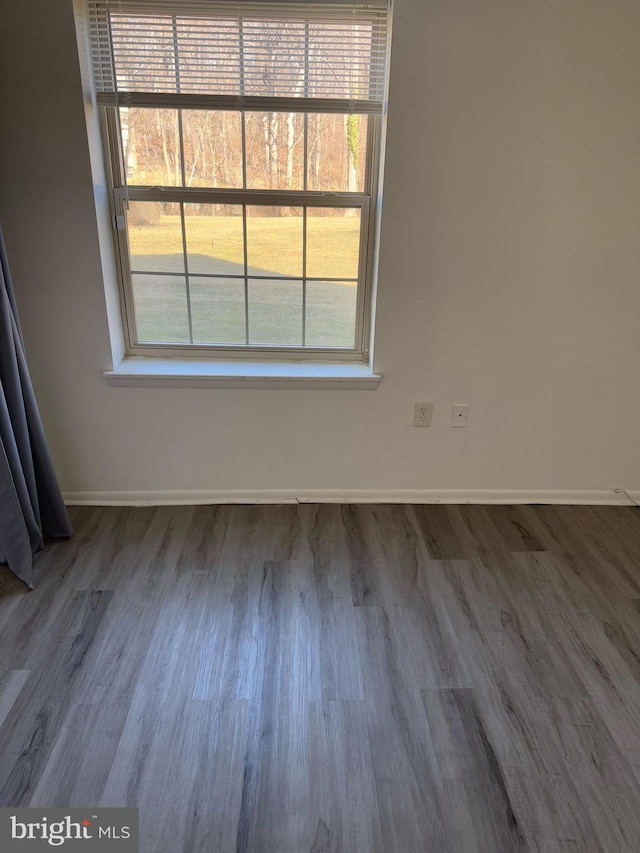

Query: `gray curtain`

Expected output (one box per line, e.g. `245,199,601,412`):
0,227,72,588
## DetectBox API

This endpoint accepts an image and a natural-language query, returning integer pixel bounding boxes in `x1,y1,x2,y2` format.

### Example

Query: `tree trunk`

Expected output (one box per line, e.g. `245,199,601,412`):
285,112,295,190
345,114,359,192
219,112,229,188
122,118,134,180
174,114,181,185
345,114,358,215
158,113,173,185
186,136,202,187
262,112,279,190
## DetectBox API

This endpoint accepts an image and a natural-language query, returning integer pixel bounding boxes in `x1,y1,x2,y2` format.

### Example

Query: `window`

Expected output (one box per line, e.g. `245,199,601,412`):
88,0,389,360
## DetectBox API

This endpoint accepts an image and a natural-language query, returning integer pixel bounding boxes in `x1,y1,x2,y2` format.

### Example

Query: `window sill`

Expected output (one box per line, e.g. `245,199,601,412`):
103,358,381,390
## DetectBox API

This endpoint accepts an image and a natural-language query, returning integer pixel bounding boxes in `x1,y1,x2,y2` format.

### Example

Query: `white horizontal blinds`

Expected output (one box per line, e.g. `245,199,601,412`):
88,1,388,113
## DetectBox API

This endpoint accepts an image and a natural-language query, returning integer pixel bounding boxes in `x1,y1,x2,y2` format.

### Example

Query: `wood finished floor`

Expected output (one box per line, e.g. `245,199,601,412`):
1,504,640,852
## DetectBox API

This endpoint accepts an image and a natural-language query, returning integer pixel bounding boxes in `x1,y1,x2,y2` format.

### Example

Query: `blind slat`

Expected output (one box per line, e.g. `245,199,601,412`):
88,0,388,110
95,91,383,113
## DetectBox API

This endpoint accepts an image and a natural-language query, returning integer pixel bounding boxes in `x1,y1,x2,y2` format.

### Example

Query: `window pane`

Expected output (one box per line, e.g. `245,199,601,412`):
242,21,305,97
184,205,244,275
306,209,361,280
245,112,304,191
307,22,377,100
128,202,184,274
110,15,177,93
246,207,303,277
305,281,357,348
306,114,368,193
175,18,240,95
248,279,302,345
132,274,190,343
122,108,182,186
191,278,246,345
182,111,243,188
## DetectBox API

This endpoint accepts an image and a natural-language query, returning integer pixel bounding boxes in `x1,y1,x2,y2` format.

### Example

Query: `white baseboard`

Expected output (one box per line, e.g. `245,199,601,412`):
62,489,639,506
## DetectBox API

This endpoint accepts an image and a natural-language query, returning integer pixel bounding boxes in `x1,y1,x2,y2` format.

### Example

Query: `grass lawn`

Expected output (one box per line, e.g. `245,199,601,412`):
129,213,361,347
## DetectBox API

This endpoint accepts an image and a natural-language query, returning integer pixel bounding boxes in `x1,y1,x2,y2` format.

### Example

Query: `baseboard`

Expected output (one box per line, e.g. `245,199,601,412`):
62,489,638,506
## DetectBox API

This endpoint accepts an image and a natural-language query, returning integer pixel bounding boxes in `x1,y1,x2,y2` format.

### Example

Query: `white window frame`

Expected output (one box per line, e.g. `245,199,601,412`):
94,1,388,362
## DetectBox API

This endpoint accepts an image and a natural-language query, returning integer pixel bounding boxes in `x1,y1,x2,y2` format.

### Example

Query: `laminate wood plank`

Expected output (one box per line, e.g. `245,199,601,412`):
466,678,606,851
185,505,299,603
188,507,315,702
343,504,422,606
73,505,191,591
482,505,546,553
190,601,237,702
495,550,590,616
29,505,104,588
51,506,144,591
604,613,640,688
410,505,544,562
407,505,470,559
0,564,30,596
211,505,299,578
576,601,640,683
542,607,640,787
414,559,604,849
462,549,640,847
355,605,451,852
173,504,231,575
384,510,477,689
303,505,364,700
448,505,545,557
99,565,251,850
0,670,30,729
567,506,640,600
539,697,640,851
0,572,28,636
517,549,640,693
385,595,470,690
590,691,640,791
472,552,588,699
0,590,113,805
421,687,528,852
307,700,384,852
520,506,640,601
105,697,249,853
436,555,585,700
579,506,640,576
28,686,133,807
235,560,322,853
0,508,108,666
520,552,640,713
69,506,199,701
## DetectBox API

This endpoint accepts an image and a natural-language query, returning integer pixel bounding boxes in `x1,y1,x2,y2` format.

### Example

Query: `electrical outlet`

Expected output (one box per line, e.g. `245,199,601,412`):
413,402,433,427
451,403,470,427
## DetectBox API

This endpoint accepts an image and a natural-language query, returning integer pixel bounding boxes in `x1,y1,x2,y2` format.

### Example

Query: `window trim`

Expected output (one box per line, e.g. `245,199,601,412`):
103,357,381,389
94,0,389,363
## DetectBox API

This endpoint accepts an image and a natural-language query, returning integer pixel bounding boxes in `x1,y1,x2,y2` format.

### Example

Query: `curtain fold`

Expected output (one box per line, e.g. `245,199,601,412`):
0,227,72,588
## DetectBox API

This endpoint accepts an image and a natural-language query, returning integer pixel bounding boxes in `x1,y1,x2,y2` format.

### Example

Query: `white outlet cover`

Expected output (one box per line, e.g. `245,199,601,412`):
451,403,470,427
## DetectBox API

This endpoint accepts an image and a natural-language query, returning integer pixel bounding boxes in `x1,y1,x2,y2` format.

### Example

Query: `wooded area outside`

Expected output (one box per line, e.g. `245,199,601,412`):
122,108,368,195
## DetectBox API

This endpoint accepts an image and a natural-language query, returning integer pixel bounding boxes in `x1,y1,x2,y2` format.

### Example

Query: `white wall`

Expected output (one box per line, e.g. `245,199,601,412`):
1,0,639,499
